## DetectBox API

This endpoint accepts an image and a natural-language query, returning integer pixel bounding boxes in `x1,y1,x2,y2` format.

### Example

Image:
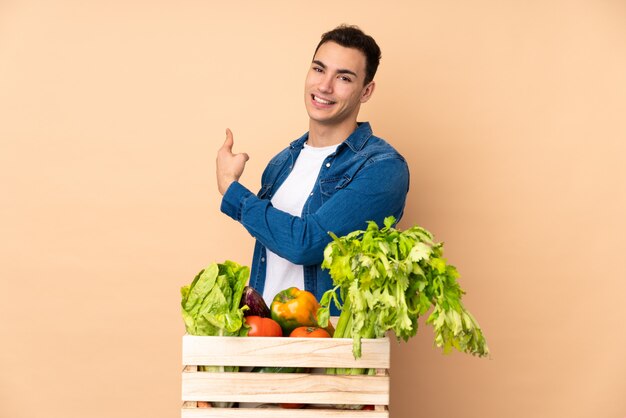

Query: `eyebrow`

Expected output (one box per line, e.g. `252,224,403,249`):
312,60,358,78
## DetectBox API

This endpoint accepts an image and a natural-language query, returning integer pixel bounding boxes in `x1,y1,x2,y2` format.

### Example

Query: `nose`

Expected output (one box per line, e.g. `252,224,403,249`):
318,74,333,93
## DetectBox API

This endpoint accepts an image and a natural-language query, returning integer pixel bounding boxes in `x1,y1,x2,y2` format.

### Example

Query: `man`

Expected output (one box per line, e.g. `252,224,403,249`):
216,25,410,308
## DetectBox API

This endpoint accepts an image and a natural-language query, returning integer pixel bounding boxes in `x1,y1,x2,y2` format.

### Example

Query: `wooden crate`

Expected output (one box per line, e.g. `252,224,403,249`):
181,333,390,417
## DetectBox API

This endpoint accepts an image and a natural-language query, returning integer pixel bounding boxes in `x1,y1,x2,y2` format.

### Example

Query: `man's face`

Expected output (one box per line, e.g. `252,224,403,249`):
304,41,375,128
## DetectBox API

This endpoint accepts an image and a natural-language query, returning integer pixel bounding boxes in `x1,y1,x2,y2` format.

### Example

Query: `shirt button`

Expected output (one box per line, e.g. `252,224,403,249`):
310,192,313,196
325,162,331,168
261,257,265,262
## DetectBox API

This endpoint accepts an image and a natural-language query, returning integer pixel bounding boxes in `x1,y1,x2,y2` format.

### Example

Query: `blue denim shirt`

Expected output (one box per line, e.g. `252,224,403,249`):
220,122,410,310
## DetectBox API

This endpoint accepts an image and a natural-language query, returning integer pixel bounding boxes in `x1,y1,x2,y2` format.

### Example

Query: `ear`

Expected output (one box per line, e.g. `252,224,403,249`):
360,80,376,103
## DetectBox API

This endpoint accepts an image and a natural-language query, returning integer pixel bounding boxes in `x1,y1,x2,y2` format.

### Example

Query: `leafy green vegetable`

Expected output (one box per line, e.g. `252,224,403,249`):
318,217,489,363
180,260,250,407
181,260,249,337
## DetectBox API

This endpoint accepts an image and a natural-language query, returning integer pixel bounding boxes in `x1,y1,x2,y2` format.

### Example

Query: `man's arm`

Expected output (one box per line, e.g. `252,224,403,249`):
220,155,409,266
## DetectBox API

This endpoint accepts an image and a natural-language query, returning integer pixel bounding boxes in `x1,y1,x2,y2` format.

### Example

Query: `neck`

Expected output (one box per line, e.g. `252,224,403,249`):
307,119,358,148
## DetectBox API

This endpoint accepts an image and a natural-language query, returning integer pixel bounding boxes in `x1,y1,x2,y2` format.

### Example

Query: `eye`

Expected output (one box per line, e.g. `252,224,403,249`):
339,75,352,82
312,66,323,73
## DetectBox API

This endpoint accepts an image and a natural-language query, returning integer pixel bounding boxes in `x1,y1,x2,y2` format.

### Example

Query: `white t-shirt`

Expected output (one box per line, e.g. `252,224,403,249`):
262,142,338,305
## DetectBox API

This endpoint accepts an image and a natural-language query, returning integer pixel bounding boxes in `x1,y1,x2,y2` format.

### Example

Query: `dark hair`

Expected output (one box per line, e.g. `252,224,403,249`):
314,25,381,85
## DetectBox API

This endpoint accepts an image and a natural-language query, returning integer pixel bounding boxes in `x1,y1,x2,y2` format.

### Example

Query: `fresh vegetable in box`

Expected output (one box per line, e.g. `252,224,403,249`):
239,285,271,318
180,260,249,408
244,315,282,337
317,216,489,367
180,260,249,337
270,287,324,335
289,326,331,338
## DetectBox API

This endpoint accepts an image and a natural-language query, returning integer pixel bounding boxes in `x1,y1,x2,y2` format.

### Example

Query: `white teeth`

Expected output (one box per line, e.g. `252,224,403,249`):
313,95,334,105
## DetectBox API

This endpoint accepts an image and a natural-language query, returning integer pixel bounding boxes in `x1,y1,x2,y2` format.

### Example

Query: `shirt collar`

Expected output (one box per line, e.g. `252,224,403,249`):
290,122,373,152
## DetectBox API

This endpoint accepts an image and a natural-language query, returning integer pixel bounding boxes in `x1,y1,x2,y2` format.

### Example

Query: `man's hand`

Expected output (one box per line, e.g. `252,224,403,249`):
216,128,249,195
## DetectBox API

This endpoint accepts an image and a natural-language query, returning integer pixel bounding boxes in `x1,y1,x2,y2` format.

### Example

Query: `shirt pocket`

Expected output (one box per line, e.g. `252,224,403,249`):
319,174,352,200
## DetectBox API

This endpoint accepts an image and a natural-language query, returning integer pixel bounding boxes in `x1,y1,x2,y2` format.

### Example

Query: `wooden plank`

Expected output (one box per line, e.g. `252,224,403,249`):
181,406,388,418
181,372,389,405
182,366,199,408
182,335,390,368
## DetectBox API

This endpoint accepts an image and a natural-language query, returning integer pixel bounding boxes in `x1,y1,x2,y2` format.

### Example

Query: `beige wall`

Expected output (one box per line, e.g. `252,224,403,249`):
1,1,625,417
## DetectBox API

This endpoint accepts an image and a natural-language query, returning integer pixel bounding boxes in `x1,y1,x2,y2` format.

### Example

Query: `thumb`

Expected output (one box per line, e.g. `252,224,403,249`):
222,128,234,151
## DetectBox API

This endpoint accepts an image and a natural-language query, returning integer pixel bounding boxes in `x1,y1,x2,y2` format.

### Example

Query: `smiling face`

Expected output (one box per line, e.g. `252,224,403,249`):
304,41,375,131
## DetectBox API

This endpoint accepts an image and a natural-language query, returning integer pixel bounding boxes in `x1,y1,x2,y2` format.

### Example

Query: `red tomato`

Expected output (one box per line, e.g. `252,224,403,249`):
245,316,282,337
289,326,331,338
